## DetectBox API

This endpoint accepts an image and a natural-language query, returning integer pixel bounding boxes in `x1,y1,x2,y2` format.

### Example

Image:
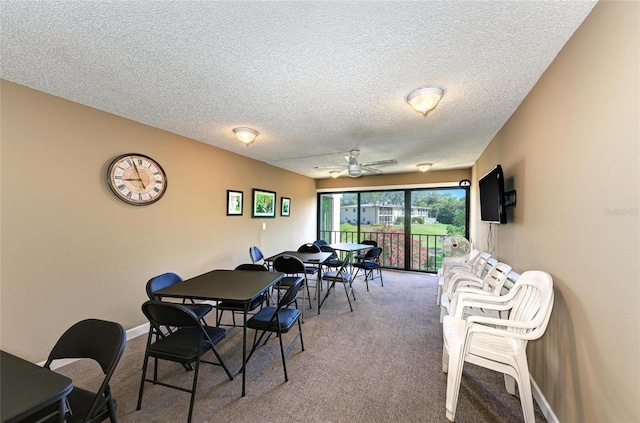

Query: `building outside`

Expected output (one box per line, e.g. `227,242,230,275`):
340,204,435,225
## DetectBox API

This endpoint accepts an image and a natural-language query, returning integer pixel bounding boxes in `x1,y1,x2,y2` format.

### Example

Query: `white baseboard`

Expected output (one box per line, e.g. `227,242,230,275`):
531,377,559,423
42,322,150,370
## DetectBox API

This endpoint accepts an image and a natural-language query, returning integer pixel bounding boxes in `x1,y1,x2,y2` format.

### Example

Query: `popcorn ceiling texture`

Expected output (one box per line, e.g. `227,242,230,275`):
0,1,596,178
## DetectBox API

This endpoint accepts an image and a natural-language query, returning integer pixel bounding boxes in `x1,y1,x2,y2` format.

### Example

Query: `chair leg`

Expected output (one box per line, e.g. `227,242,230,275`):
136,354,150,410
342,282,353,312
444,343,465,422
104,386,118,423
277,328,289,382
186,359,200,423
365,268,370,291
208,345,234,381
504,374,517,395
514,354,536,423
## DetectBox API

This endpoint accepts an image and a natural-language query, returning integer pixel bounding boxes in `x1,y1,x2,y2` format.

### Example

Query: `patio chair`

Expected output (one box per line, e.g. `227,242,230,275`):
442,270,554,422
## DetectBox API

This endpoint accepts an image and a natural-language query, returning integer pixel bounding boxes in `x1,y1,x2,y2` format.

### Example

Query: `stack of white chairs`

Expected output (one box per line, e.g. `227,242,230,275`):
440,259,512,322
441,270,554,422
437,251,489,305
449,270,520,321
437,248,480,304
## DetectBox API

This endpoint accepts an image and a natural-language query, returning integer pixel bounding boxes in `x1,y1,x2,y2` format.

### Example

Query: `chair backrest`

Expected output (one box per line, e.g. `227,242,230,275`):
364,247,382,261
505,271,554,338
472,253,492,277
235,263,268,271
277,277,303,308
249,246,264,264
442,248,480,275
273,255,306,275
319,244,339,259
360,240,378,247
142,300,211,331
500,271,520,295
46,318,126,373
146,272,183,301
297,243,320,253
313,239,328,247
45,319,126,422
481,261,512,294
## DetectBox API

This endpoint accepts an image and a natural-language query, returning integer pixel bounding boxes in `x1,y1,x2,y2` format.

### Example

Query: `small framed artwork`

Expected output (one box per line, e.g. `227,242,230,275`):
281,197,291,217
252,188,276,218
227,190,243,216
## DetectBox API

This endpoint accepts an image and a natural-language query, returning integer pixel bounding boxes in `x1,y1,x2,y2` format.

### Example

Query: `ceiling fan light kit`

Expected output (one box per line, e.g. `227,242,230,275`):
407,86,444,115
417,162,433,172
233,127,259,145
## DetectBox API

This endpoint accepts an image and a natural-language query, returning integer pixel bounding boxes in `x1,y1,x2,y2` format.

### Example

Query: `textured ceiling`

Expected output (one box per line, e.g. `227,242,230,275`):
1,1,596,179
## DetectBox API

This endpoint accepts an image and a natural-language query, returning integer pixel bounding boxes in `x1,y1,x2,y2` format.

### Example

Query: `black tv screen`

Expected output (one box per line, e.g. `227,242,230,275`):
479,164,507,224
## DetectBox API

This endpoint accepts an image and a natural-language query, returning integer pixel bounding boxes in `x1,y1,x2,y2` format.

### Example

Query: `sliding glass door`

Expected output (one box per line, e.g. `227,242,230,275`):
318,187,468,272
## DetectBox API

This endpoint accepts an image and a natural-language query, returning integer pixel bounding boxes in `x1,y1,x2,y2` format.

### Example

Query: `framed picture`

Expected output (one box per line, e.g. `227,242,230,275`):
252,188,276,218
227,190,243,216
281,197,291,217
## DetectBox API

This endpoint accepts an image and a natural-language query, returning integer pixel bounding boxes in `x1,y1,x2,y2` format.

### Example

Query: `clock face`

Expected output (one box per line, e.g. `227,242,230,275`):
107,153,167,205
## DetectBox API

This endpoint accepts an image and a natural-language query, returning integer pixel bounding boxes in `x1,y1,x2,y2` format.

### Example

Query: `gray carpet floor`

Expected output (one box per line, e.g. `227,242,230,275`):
56,270,547,422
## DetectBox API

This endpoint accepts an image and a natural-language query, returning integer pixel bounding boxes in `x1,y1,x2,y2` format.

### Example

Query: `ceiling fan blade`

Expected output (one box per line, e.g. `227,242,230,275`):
361,159,397,167
314,165,346,170
361,166,383,174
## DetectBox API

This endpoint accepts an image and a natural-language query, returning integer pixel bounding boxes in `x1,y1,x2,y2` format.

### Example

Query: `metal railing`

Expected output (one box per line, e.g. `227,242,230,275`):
319,230,443,272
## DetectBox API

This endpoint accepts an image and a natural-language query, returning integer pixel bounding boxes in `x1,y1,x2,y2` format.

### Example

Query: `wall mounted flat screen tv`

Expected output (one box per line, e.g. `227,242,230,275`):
479,164,507,224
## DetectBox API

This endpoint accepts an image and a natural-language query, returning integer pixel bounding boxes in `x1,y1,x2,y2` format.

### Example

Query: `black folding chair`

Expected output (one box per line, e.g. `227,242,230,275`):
137,301,233,423
146,272,212,325
352,247,384,291
243,278,304,383
216,263,269,327
29,319,126,423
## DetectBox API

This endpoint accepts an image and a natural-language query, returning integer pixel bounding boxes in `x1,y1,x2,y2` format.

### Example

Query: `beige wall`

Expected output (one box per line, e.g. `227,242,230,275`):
0,81,317,361
471,1,639,422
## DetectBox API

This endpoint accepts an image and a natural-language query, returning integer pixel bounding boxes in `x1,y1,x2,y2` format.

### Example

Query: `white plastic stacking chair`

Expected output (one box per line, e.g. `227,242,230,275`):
437,249,480,304
439,257,498,322
440,260,512,322
441,270,554,422
449,270,520,321
438,253,491,298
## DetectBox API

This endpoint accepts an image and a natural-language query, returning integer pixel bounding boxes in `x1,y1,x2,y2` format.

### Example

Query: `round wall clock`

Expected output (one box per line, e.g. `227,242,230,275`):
107,153,167,206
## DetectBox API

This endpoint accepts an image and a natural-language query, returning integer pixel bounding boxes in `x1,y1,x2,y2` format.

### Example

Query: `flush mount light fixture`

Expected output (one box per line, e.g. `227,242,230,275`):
329,170,341,179
416,162,433,172
406,87,444,116
233,127,259,145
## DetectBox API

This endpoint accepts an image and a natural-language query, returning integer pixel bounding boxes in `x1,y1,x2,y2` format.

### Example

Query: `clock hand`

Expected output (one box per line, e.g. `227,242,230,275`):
131,161,147,189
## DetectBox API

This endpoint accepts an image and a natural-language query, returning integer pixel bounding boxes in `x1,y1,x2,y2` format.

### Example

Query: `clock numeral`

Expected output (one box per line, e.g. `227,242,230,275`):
114,175,122,180
117,184,126,191
139,193,143,201
126,159,133,166
138,159,143,165
153,187,160,193
126,192,133,198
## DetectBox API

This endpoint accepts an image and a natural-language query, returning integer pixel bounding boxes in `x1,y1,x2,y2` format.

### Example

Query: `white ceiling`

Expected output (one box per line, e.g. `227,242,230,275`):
1,1,596,179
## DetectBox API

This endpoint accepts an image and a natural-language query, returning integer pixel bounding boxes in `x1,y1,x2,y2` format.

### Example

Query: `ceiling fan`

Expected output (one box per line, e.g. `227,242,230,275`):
314,150,397,178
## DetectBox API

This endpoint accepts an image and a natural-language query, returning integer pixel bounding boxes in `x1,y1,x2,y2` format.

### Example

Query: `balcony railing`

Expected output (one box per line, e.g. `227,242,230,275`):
319,230,443,272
